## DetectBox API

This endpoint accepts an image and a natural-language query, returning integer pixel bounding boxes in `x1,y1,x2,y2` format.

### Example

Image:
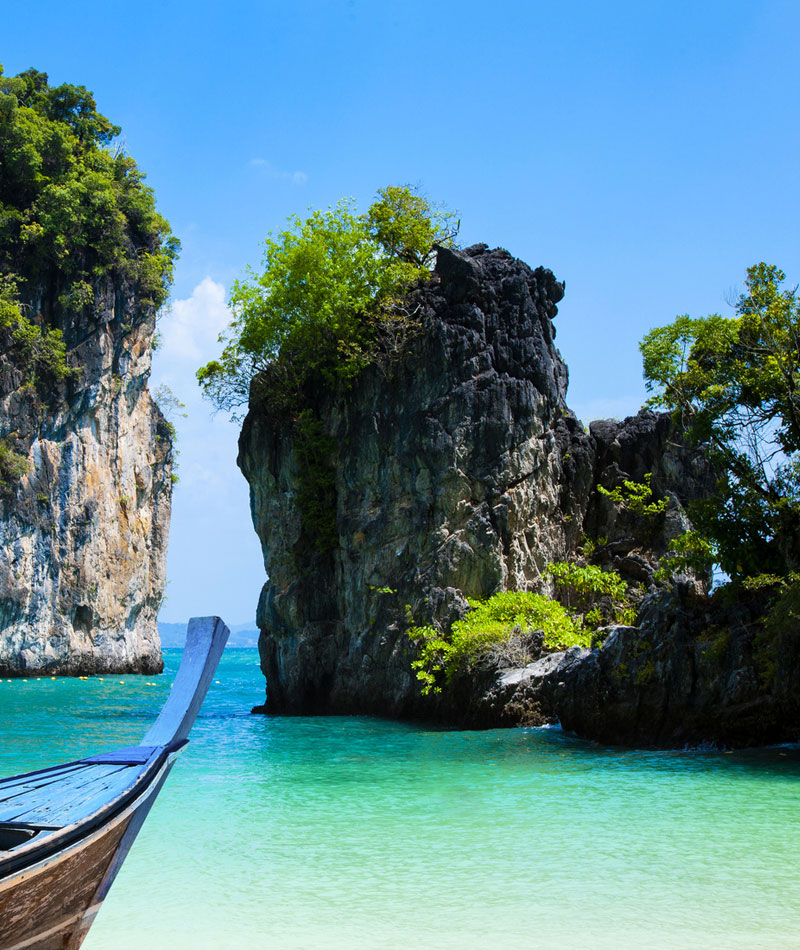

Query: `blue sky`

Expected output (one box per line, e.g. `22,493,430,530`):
3,0,799,623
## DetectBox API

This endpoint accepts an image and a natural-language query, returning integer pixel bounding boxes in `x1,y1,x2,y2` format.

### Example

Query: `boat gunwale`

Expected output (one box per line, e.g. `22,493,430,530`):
0,741,186,894
0,738,186,881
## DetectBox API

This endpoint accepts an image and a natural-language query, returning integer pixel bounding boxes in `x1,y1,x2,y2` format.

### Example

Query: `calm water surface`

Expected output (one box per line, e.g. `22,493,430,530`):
1,648,799,949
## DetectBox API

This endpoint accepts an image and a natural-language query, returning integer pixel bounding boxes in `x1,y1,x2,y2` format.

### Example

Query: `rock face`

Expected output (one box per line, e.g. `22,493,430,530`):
239,244,706,723
555,584,800,748
583,410,713,587
0,277,173,675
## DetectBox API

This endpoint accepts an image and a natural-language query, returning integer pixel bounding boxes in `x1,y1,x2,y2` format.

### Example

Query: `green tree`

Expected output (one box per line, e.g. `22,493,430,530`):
0,65,178,319
640,263,800,577
197,186,458,414
367,184,459,268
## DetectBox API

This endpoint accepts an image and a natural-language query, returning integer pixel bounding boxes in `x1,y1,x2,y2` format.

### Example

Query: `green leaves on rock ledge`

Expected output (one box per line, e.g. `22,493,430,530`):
0,279,74,395
0,435,27,494
410,564,634,695
197,186,458,415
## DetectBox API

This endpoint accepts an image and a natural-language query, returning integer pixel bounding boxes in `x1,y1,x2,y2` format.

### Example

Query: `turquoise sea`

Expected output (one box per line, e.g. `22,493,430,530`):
2,648,800,949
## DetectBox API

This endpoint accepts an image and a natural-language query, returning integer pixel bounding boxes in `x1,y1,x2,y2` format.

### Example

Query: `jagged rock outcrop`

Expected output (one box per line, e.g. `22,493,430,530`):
583,410,713,588
0,278,173,675
240,244,707,724
555,583,800,748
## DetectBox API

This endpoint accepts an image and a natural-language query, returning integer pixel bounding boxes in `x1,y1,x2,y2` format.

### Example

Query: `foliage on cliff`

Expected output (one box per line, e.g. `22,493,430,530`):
0,65,178,328
410,564,633,694
0,278,73,394
0,433,27,493
596,473,667,521
197,186,458,414
641,263,799,578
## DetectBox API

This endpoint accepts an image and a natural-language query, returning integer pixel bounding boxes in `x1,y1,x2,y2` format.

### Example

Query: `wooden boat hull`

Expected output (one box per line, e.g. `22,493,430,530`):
0,751,176,950
0,813,132,949
0,617,229,949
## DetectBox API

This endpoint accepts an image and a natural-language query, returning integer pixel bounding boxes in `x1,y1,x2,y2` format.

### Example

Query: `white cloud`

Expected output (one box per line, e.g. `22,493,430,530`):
249,157,308,185
148,277,265,623
156,277,230,365
151,276,234,423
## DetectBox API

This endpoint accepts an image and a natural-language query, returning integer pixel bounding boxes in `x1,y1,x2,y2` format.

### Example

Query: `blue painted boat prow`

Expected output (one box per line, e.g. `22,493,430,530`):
0,615,229,950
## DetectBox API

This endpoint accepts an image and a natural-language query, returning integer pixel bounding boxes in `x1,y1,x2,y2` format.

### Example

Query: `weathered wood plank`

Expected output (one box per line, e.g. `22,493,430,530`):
1,765,123,803
0,814,130,948
35,771,147,827
2,769,126,822
0,766,127,819
6,767,144,825
0,763,88,793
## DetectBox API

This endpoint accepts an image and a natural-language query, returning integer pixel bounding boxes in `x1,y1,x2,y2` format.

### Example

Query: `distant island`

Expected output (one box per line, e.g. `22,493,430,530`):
159,621,259,649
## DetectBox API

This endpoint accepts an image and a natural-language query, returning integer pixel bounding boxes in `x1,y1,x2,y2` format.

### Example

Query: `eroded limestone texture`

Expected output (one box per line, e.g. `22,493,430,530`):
0,278,172,674
239,245,707,721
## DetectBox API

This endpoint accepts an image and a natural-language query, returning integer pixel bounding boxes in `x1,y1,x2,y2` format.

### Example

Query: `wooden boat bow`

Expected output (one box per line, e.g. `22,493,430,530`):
0,616,229,950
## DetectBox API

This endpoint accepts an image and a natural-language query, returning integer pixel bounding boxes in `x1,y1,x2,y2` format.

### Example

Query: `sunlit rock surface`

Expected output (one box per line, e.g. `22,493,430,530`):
239,245,705,724
0,278,172,675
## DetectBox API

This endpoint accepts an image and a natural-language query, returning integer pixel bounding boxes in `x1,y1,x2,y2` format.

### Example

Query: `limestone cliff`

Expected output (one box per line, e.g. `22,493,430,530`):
0,276,172,675
239,245,706,722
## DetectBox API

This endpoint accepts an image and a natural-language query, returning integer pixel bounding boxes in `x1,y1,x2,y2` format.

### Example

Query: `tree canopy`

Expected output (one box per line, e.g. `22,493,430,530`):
0,65,178,320
197,186,458,414
640,263,800,577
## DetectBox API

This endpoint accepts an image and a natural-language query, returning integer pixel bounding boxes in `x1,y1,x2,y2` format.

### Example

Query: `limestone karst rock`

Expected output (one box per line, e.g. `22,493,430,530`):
239,244,708,724
555,580,800,748
0,276,173,675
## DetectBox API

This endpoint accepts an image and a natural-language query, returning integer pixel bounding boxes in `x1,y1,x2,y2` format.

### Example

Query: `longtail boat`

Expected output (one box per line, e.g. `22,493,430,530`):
0,615,229,949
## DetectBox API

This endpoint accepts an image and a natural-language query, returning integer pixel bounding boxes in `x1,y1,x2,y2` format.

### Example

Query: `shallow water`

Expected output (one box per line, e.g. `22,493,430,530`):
1,648,799,949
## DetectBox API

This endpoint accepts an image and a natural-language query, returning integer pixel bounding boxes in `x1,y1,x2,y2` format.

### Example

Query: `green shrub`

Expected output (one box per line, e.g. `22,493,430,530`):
408,625,453,694
546,561,628,603
0,436,27,492
408,562,635,694
655,530,716,582
410,591,587,695
597,472,667,519
546,561,633,628
197,185,458,414
456,591,586,654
